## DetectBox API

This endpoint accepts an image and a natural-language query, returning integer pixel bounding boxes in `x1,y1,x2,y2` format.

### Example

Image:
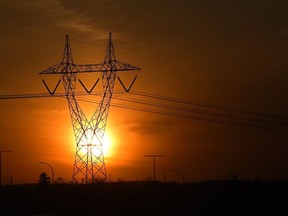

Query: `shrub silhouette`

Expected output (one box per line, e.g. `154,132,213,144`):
38,172,51,185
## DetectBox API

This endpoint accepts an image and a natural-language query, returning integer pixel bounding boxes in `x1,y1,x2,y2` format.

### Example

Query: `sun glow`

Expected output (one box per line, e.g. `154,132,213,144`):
103,130,114,157
77,129,114,158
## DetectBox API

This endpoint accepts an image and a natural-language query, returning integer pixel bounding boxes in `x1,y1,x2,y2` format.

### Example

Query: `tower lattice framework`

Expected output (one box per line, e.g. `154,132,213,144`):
39,33,140,183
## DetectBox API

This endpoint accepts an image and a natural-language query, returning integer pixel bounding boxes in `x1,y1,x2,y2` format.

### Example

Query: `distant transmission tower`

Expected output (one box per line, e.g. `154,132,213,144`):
39,33,140,183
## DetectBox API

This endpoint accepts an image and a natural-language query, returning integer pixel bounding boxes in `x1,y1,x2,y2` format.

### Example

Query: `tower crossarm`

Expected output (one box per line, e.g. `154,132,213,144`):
97,60,140,72
39,61,140,75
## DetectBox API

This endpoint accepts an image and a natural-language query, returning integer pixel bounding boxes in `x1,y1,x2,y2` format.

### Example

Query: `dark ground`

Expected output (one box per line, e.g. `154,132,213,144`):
0,180,287,216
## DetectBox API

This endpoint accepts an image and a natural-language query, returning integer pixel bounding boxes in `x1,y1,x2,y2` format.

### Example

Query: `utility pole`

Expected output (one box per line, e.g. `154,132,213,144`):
0,150,11,186
144,154,164,181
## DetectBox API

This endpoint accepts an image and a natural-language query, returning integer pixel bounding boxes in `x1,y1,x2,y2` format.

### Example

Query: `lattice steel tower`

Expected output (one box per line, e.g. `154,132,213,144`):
39,33,140,183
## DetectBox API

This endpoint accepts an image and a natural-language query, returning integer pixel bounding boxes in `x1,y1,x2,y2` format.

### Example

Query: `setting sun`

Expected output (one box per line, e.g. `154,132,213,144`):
77,128,114,159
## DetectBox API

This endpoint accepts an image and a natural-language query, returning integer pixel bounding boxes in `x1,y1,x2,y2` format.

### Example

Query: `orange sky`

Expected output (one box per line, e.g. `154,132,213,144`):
1,0,288,184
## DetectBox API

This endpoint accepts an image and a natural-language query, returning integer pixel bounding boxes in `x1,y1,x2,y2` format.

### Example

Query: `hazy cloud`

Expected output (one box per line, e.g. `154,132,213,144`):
0,0,106,39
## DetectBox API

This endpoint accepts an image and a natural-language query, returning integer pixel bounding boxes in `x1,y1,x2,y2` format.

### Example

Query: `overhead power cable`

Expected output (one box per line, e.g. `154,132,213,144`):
130,90,288,120
75,95,288,132
0,91,287,131
110,94,287,126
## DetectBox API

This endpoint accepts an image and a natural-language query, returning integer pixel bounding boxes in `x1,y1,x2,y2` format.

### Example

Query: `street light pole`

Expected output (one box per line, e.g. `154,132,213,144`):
144,154,164,182
0,150,12,186
39,161,54,184
171,168,185,183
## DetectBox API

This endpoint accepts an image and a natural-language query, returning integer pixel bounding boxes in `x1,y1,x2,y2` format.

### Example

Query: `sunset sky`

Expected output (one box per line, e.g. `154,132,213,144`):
1,0,288,184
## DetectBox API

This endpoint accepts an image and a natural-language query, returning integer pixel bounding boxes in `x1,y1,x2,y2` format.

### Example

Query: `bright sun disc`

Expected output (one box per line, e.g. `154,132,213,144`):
77,129,114,158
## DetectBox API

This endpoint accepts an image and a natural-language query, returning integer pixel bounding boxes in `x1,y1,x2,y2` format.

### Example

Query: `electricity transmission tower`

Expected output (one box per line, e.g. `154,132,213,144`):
39,33,140,183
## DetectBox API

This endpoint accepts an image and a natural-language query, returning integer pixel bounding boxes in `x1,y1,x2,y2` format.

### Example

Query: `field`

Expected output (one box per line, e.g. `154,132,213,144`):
1,180,287,215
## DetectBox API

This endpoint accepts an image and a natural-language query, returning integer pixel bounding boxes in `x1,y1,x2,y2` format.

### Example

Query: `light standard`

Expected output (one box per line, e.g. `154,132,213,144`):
171,168,185,183
39,161,54,184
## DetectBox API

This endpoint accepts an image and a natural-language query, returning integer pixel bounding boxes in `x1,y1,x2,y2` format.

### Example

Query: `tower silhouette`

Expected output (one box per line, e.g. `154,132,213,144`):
39,33,140,183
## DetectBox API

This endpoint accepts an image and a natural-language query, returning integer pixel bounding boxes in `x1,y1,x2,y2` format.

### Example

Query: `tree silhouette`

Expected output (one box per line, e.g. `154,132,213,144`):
38,172,51,185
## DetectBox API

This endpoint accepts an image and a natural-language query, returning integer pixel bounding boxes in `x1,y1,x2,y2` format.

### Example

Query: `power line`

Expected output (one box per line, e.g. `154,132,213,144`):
130,90,288,120
1,90,287,121
111,94,287,126
0,91,288,131
75,96,288,131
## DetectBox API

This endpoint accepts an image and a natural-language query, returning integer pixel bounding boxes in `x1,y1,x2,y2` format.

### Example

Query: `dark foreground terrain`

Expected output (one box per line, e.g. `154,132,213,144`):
0,180,287,216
